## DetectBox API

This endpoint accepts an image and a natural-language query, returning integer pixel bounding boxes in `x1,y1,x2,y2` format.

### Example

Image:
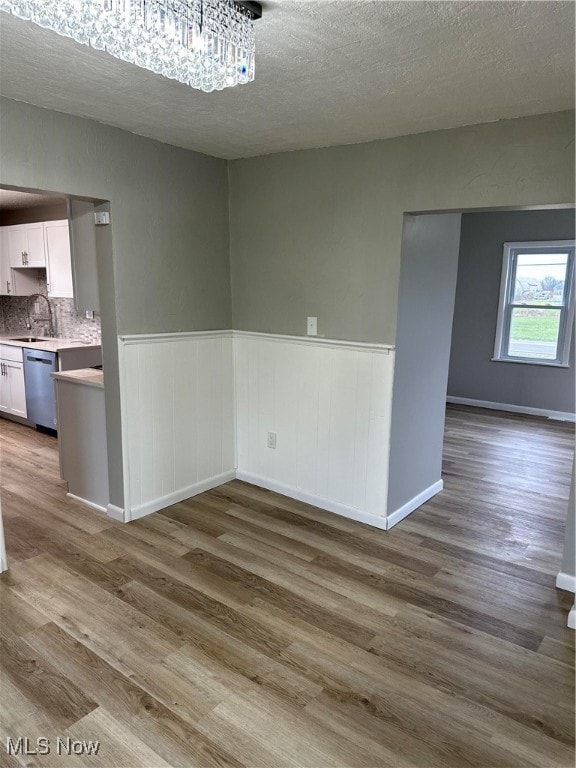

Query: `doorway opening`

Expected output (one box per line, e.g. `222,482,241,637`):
386,205,575,622
0,184,111,571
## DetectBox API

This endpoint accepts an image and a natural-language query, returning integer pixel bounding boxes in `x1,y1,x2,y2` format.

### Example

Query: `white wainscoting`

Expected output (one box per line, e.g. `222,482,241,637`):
118,332,235,521
234,331,395,526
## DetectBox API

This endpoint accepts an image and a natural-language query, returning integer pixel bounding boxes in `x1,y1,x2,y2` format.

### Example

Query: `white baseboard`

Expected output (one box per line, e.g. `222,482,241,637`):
446,396,576,423
568,605,576,630
556,571,576,593
66,493,107,515
236,471,388,530
128,470,237,522
0,512,6,573
106,503,126,522
387,480,444,530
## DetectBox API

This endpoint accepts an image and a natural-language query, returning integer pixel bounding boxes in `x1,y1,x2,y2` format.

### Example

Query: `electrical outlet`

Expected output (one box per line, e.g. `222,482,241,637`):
267,431,277,449
85,310,94,320
307,316,317,336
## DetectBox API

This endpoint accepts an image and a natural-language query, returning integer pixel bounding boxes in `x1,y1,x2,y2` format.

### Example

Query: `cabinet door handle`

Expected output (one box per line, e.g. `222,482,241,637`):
1,363,4,376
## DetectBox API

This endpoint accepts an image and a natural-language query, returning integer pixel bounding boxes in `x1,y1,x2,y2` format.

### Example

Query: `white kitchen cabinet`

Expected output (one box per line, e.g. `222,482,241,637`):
1,220,73,297
45,220,73,298
0,229,10,296
7,223,46,268
0,229,41,296
7,225,27,267
0,346,27,419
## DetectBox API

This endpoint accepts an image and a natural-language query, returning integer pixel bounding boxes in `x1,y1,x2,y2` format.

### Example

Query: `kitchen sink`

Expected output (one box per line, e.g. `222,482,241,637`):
8,337,44,342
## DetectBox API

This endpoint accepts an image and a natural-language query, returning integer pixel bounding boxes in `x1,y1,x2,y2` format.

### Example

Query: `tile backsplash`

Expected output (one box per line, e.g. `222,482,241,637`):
0,295,101,343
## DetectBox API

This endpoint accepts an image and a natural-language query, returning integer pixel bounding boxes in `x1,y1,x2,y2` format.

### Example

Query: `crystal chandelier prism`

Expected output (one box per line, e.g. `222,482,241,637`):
0,0,261,92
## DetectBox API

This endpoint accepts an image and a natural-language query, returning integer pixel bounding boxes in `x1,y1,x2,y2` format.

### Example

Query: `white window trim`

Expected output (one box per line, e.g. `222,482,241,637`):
493,240,575,368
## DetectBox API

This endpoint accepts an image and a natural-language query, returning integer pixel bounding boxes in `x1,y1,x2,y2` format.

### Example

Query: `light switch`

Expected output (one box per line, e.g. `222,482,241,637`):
307,317,317,336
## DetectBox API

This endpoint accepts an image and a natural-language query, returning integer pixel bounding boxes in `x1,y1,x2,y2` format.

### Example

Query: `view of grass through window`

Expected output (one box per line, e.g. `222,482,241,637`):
508,253,568,360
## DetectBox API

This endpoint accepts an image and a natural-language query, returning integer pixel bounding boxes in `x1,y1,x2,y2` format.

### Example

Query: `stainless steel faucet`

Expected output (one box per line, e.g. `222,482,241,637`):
26,294,55,338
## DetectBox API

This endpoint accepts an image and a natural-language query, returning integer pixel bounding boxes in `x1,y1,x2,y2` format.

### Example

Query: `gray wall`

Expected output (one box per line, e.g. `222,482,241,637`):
0,98,231,336
448,210,575,413
0,97,232,509
387,214,462,514
229,111,574,344
1,98,574,511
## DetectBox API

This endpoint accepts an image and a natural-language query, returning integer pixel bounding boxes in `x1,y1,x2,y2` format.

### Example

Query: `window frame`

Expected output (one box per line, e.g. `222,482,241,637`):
493,240,575,368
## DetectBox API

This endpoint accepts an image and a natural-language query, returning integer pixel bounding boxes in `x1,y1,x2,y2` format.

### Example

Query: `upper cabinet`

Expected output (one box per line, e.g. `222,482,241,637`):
0,230,10,295
1,219,73,298
0,229,41,296
45,221,74,299
7,223,46,267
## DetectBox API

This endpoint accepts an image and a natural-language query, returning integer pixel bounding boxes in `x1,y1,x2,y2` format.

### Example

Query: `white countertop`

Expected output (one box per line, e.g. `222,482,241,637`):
0,336,101,353
52,368,104,389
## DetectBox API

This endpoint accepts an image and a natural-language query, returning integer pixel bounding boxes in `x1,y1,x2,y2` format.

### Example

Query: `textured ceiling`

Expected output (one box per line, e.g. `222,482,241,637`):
0,188,66,209
0,1,574,159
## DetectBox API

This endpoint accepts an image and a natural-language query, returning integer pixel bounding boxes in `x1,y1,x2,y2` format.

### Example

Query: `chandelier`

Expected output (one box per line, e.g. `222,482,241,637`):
0,0,262,92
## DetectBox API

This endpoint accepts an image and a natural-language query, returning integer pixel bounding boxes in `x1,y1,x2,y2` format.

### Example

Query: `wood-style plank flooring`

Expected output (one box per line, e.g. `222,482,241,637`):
1,405,574,767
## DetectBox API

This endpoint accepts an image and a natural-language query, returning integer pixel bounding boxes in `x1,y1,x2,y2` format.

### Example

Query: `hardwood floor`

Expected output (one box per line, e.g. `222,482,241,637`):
1,405,574,767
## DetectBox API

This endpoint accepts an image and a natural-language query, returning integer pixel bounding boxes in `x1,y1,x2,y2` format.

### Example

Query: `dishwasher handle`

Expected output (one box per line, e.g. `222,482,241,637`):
26,355,54,364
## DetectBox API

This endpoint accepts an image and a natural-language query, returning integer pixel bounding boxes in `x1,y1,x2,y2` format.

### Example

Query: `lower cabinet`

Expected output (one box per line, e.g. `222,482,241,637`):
0,346,27,419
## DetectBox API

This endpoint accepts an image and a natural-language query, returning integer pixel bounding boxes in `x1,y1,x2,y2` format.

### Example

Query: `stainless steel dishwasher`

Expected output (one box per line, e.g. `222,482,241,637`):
23,348,58,431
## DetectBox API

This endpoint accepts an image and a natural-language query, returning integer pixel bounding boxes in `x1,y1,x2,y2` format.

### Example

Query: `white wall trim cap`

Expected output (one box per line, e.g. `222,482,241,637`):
129,470,237,521
106,503,126,522
236,471,388,530
568,605,576,630
233,330,394,354
556,571,576,593
446,396,576,423
119,330,233,345
387,479,444,529
118,329,395,354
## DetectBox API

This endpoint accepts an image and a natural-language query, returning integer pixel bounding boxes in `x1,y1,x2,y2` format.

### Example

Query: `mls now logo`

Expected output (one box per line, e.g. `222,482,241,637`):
6,737,101,756
6,738,50,756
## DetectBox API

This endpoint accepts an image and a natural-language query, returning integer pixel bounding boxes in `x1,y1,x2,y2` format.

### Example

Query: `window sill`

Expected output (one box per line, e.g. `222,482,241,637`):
491,357,570,369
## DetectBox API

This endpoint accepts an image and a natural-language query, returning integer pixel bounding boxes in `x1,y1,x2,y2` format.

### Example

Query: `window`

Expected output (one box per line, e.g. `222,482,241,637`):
493,240,575,367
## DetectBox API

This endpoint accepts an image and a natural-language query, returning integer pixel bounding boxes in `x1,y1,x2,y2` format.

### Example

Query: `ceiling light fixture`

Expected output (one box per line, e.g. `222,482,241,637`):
0,0,262,92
